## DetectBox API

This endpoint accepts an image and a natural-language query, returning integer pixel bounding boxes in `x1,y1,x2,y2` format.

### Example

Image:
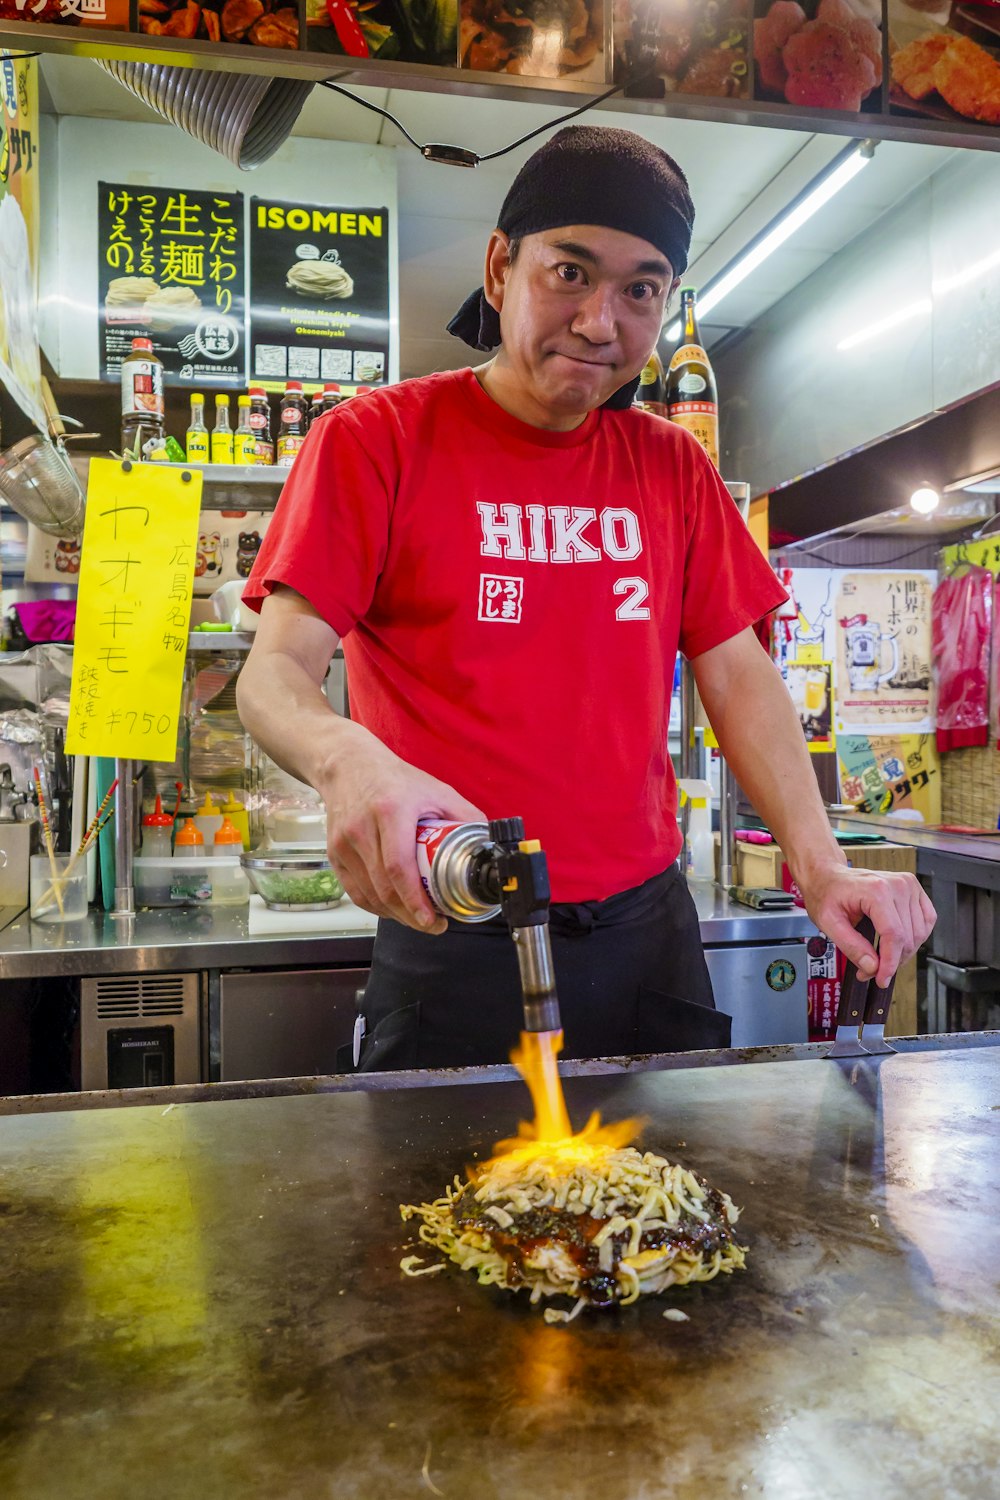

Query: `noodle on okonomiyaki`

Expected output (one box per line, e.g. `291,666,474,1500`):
400,1137,746,1324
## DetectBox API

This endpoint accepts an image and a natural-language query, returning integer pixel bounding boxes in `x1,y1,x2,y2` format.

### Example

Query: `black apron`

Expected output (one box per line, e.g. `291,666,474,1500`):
350,864,731,1072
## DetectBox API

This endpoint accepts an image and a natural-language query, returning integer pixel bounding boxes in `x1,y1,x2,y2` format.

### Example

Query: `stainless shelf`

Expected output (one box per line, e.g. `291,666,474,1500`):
188,631,256,652
161,463,287,514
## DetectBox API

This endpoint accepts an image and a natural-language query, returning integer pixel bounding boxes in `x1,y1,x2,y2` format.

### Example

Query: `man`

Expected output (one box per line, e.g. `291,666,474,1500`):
239,125,935,1070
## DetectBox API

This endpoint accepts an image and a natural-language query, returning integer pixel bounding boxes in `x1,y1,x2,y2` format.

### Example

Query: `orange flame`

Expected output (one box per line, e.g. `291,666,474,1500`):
481,1030,641,1172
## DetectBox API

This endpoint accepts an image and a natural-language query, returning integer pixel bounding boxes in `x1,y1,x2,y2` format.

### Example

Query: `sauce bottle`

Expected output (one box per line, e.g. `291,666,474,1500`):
211,818,249,905
248,386,273,466
141,795,174,858
212,394,234,465
666,287,719,468
322,382,345,415
173,818,204,859
121,336,165,460
194,790,223,845
186,393,209,465
276,380,309,468
308,392,324,430
234,395,257,466
219,790,250,848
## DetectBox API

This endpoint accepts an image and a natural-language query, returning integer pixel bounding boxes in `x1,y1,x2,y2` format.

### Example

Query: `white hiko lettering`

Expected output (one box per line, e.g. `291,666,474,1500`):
601,508,642,561
525,504,548,562
614,577,651,621
549,507,601,564
477,502,527,560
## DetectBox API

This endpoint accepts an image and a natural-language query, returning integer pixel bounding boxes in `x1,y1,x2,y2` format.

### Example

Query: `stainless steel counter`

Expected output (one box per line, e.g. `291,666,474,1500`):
830,812,1000,864
0,1040,996,1499
0,882,816,981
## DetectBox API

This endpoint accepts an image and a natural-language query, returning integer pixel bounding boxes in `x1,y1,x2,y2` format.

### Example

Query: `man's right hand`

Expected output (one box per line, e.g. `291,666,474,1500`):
318,731,486,935
237,586,485,936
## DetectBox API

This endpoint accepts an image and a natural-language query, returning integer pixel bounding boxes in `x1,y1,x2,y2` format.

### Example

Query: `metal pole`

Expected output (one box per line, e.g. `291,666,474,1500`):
679,659,696,780
718,761,738,892
112,756,136,917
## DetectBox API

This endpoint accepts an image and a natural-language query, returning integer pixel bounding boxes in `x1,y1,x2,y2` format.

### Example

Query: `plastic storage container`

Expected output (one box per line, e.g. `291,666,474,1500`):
135,855,246,907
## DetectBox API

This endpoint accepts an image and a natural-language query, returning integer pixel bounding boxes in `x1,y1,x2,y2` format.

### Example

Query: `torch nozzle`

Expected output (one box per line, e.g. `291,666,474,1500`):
489,820,563,1037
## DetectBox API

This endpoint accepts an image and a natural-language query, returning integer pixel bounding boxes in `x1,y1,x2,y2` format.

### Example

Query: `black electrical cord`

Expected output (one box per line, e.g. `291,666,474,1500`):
318,74,643,167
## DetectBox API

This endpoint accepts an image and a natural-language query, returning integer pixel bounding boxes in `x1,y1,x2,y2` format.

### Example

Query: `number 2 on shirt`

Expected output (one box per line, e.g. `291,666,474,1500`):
613,577,651,621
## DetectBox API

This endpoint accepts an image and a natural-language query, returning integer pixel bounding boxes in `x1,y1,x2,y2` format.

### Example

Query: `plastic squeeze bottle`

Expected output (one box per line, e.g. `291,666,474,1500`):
173,818,204,858
211,818,249,905
677,779,715,879
141,795,174,857
219,791,250,848
194,791,223,845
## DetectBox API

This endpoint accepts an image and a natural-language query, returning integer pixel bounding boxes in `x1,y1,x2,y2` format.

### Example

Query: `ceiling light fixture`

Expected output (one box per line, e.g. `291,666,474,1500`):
910,485,940,515
665,139,876,340
943,465,1000,496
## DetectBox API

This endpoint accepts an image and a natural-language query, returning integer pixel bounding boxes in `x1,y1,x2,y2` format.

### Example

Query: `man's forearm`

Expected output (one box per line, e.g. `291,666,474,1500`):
236,645,372,793
692,640,846,889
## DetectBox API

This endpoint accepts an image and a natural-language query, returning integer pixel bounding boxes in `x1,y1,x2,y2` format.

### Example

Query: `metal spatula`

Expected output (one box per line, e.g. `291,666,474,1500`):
826,916,896,1059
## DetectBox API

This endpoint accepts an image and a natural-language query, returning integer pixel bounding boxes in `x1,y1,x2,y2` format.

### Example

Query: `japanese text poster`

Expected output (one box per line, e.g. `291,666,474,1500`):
837,733,941,824
0,53,45,432
835,572,934,733
0,0,128,28
785,657,832,748
65,459,203,762
248,198,391,388
98,182,245,388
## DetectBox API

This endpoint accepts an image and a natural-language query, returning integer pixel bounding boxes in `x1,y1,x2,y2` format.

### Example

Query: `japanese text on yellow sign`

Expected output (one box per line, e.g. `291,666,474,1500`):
66,459,203,761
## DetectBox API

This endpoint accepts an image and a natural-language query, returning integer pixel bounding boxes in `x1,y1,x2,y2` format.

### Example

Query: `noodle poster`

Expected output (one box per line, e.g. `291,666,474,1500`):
97,181,246,389
248,198,391,390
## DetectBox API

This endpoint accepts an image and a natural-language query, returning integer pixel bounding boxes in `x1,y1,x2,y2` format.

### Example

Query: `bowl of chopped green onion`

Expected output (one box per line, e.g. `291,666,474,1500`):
241,848,344,910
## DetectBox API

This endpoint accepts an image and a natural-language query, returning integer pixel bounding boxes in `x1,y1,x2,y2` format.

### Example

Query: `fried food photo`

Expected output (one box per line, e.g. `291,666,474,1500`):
401,1137,747,1325
614,0,749,100
892,31,1000,124
754,0,882,110
460,0,601,76
139,0,299,46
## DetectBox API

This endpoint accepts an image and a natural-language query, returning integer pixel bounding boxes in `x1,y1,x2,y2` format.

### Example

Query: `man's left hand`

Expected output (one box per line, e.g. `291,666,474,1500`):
795,864,936,988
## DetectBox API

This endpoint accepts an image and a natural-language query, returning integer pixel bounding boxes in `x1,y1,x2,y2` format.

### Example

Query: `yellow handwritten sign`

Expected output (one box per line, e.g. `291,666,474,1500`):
66,459,203,761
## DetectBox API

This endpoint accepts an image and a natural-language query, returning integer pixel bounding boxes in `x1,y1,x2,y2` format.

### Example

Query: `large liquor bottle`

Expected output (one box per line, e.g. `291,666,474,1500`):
633,349,667,418
666,287,719,468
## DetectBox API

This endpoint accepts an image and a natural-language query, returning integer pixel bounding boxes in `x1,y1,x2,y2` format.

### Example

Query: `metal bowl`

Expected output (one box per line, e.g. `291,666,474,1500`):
241,849,344,911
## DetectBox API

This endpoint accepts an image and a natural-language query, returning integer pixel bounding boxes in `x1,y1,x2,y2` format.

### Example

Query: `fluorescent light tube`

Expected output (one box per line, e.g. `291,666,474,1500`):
665,141,875,340
836,297,933,352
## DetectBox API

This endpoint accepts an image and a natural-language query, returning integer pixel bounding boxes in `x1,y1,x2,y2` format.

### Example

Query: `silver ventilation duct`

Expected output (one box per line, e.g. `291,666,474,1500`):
96,60,314,170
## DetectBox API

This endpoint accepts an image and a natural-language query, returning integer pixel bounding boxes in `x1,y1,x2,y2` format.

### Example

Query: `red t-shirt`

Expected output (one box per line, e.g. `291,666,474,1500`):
244,369,787,901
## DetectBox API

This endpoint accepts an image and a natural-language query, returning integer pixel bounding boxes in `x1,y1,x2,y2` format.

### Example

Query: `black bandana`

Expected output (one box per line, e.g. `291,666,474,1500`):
447,124,695,410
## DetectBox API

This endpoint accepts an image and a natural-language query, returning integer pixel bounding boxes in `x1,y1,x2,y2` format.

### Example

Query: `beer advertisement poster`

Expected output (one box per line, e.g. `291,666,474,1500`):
785,657,833,748
834,571,934,734
248,198,391,389
836,733,941,823
98,182,246,389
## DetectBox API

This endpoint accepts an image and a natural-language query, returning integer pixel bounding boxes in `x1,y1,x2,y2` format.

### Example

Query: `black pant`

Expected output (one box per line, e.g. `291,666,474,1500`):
353,865,731,1072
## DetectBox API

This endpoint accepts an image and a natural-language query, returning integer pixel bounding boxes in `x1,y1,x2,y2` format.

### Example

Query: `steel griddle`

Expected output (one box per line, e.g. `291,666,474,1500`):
0,1042,998,1499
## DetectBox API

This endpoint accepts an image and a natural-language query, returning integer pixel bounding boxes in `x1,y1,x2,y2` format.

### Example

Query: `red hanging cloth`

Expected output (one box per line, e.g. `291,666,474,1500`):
932,566,992,753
